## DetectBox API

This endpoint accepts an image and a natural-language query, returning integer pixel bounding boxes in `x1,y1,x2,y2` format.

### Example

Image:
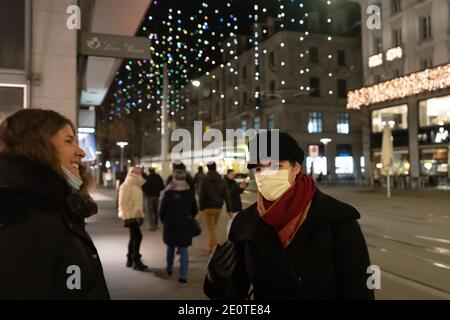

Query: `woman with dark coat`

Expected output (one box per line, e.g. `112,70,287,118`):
159,169,198,286
224,169,247,234
204,132,374,300
0,109,110,299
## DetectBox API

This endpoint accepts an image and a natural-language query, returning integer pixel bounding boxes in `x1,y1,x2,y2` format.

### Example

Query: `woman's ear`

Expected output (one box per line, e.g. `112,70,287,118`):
293,162,301,176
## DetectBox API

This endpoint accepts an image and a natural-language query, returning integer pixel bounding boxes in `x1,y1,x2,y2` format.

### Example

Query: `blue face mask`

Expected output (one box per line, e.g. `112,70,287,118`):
61,166,83,191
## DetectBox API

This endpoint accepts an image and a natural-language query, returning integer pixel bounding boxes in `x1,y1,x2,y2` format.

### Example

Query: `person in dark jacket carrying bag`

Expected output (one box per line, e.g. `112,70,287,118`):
159,169,198,286
0,109,109,300
204,131,375,300
199,162,232,253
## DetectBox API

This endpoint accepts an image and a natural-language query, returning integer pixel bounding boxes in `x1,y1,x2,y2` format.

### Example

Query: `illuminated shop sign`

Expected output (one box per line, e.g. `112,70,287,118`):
368,47,403,68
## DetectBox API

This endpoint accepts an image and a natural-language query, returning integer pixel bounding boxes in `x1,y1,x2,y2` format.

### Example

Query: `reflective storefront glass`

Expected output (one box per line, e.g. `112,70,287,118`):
0,86,25,122
371,104,408,133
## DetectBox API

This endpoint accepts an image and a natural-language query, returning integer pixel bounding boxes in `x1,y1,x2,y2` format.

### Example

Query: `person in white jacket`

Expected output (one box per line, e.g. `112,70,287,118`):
118,167,148,271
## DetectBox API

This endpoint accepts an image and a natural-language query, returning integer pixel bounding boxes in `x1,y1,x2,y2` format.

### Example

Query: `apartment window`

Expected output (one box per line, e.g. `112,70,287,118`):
0,0,25,69
241,119,248,132
337,79,348,98
374,37,383,54
254,117,261,132
269,51,275,67
419,15,432,41
267,114,275,130
337,113,350,134
310,47,319,63
337,50,346,66
308,112,323,133
393,28,402,47
270,81,276,98
242,66,248,80
215,102,220,116
391,0,401,15
394,68,403,78
310,77,321,97
420,57,433,70
227,73,233,86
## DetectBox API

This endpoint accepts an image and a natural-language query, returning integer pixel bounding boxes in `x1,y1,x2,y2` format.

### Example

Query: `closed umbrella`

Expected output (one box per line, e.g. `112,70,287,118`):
447,140,450,180
381,124,394,197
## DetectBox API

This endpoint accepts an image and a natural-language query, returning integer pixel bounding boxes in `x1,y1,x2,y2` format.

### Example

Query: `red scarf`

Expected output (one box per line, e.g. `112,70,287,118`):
257,173,316,248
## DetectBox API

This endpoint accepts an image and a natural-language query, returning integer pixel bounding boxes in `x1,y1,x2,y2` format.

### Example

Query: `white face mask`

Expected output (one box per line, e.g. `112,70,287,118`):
255,169,291,201
61,165,83,191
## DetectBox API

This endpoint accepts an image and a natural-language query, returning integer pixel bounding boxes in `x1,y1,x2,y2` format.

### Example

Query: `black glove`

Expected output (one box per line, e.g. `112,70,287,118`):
207,241,236,284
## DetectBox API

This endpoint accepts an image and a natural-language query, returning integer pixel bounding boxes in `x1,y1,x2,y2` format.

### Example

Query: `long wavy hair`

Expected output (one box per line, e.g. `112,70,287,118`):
0,109,93,191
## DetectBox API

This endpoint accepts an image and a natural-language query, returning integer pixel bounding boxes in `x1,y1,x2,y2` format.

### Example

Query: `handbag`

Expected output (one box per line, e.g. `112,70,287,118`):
190,217,202,237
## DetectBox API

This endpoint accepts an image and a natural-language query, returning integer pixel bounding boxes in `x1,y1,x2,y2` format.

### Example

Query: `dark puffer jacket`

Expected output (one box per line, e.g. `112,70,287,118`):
0,155,110,300
199,171,231,212
159,181,198,247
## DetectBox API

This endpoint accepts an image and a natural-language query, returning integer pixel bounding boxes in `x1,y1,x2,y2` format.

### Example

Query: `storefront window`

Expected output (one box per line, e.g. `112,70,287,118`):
371,104,408,133
419,95,450,127
335,156,354,175
306,157,327,176
420,148,449,177
372,151,410,176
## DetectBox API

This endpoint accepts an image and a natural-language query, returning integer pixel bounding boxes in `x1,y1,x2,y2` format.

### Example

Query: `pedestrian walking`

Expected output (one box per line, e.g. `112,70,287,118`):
199,162,232,253
194,166,206,197
142,167,165,231
224,169,247,235
166,162,195,191
159,169,198,286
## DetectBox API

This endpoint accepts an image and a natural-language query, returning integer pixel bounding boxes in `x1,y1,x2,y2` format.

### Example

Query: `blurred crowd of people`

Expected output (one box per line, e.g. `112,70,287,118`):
116,161,248,286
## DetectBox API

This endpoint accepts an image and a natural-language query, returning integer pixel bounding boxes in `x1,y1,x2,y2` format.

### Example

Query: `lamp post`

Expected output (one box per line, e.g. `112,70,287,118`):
95,150,102,185
116,142,128,172
320,138,332,184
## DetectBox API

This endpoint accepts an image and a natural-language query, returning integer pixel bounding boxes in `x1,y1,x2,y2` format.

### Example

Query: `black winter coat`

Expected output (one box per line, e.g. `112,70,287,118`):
204,189,374,300
142,172,165,197
159,183,198,247
199,172,231,212
0,156,110,300
224,177,244,213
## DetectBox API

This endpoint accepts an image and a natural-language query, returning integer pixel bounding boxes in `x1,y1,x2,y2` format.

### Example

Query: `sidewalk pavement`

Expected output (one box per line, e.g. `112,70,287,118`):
87,187,230,300
87,185,450,300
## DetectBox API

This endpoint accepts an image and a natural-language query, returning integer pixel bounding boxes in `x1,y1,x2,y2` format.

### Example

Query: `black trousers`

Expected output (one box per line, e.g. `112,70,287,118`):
127,222,143,258
144,196,160,230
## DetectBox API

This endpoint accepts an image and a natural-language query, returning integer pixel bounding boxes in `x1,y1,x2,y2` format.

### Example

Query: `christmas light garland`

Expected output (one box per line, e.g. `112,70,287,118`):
347,64,450,109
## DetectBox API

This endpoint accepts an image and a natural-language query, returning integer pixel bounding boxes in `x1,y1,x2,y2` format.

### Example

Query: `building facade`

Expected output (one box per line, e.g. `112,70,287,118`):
173,7,364,181
352,0,450,187
0,0,79,124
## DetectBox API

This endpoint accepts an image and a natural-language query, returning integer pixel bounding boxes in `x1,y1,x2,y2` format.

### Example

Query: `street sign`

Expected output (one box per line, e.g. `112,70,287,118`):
79,32,151,59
